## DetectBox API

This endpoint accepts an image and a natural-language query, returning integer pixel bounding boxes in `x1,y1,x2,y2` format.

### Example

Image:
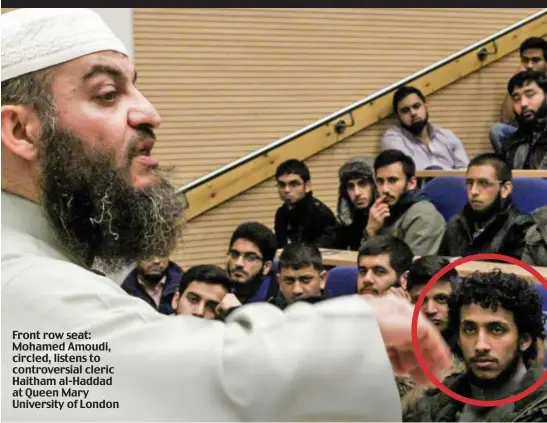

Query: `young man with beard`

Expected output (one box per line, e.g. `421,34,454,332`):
490,37,547,154
172,265,231,320
336,156,378,250
357,235,414,297
406,270,547,422
503,70,547,169
1,9,453,421
274,159,339,248
361,150,446,256
269,243,328,309
439,153,534,258
225,221,279,304
381,86,469,170
121,256,184,315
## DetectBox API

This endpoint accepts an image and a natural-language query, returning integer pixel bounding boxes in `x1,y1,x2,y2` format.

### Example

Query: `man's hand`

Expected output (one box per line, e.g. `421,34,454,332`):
366,195,391,236
215,293,242,319
363,294,452,386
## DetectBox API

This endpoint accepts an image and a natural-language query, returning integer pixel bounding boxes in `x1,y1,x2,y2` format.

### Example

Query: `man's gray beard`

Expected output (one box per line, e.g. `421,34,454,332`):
36,120,185,274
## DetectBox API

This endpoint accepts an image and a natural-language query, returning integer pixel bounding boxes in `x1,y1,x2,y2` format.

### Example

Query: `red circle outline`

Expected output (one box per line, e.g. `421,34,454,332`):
411,253,547,407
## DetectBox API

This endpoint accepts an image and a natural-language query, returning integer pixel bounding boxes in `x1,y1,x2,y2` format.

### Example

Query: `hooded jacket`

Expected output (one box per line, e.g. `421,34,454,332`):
439,198,534,259
336,157,378,250
522,206,547,266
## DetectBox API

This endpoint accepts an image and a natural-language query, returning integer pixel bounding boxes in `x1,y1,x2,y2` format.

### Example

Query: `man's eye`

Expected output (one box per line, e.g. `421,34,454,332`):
96,91,118,102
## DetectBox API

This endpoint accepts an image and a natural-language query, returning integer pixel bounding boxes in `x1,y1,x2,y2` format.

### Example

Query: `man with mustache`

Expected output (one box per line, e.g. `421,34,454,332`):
407,270,547,422
439,153,534,258
362,149,446,256
1,8,453,421
503,70,547,169
225,221,279,304
381,85,469,170
490,37,547,155
121,256,184,315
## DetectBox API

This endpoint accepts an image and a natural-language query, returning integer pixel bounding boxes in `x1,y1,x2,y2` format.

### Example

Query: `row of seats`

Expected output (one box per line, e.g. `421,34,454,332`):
418,176,547,221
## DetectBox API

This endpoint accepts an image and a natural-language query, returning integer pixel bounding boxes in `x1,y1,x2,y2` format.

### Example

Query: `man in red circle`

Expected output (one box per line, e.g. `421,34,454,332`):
406,269,547,422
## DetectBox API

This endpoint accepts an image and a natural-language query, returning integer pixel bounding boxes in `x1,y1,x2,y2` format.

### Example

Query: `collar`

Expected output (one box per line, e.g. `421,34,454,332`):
137,274,166,291
1,190,90,269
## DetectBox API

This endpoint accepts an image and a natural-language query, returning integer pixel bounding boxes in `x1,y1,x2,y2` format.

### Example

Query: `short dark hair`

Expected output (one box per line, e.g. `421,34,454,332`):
358,235,413,278
407,256,460,292
178,264,232,294
519,37,547,60
392,85,426,115
374,149,416,181
229,221,278,263
507,70,547,95
447,269,546,364
279,243,323,272
275,159,310,183
467,153,512,182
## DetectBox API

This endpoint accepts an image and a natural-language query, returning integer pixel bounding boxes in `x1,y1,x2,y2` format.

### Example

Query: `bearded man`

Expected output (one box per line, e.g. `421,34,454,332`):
1,8,451,422
380,85,469,170
439,153,534,259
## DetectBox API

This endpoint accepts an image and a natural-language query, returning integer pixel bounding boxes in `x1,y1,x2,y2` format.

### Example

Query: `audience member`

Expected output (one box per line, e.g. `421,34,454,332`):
269,243,327,309
121,256,183,315
381,86,469,170
362,150,446,256
336,156,377,250
226,222,279,304
439,153,534,258
357,235,414,296
490,37,547,154
522,205,547,266
172,265,231,320
406,270,547,422
274,159,338,248
503,70,547,169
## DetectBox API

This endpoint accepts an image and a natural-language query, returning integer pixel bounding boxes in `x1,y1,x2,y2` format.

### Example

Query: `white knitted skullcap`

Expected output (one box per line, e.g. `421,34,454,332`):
1,8,128,82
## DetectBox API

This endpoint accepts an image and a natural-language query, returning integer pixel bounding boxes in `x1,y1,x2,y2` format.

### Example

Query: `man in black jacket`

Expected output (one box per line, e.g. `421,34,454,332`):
274,159,338,248
503,70,547,169
439,153,534,259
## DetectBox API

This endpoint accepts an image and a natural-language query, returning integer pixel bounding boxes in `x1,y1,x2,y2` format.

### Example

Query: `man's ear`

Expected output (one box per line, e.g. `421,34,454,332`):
407,176,418,191
171,291,180,311
501,181,513,199
399,270,409,290
1,105,42,161
319,270,328,290
304,180,312,193
263,260,272,276
519,333,533,353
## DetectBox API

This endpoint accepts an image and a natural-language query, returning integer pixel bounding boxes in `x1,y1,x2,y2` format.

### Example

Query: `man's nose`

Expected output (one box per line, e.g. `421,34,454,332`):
193,303,205,318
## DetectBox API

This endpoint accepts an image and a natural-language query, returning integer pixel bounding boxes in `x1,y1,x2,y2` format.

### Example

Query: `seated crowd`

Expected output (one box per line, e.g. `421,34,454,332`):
120,36,547,421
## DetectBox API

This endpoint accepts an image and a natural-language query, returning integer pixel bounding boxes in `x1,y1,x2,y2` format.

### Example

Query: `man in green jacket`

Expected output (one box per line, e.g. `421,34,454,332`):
362,149,446,256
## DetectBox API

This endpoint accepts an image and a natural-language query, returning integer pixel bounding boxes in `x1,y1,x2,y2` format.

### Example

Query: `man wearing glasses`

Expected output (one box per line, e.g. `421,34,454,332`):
439,153,534,258
225,221,279,305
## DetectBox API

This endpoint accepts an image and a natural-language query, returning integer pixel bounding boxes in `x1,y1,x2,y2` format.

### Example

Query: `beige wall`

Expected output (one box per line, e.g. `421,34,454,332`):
134,8,542,269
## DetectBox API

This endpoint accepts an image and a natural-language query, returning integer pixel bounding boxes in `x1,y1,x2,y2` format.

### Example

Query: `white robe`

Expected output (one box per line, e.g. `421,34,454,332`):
1,191,401,421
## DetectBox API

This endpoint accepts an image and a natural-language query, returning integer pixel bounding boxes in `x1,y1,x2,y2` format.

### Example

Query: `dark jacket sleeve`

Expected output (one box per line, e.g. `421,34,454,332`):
274,207,287,248
313,203,340,249
501,215,535,259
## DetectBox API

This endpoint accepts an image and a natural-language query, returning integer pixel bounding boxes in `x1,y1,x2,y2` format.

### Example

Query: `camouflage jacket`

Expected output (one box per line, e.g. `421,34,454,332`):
405,363,547,422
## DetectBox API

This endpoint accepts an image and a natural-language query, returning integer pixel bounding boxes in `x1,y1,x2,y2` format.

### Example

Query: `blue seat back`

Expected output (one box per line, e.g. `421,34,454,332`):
418,176,547,221
325,266,358,297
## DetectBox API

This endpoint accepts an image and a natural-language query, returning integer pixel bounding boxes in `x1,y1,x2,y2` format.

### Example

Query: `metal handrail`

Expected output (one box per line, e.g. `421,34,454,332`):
177,8,547,195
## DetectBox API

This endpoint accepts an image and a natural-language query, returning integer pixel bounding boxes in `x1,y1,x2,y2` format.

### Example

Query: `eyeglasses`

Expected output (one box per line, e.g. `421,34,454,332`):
465,178,505,189
227,249,263,263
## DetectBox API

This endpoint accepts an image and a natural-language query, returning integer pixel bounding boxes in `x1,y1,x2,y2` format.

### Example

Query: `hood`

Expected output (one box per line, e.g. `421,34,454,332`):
337,156,377,226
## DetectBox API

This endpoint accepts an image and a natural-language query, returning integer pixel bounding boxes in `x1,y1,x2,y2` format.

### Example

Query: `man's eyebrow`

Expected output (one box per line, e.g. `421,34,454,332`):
82,65,137,84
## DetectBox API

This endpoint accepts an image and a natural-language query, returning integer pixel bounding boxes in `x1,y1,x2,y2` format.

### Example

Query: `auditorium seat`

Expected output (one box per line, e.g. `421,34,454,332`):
325,265,358,297
418,176,547,221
